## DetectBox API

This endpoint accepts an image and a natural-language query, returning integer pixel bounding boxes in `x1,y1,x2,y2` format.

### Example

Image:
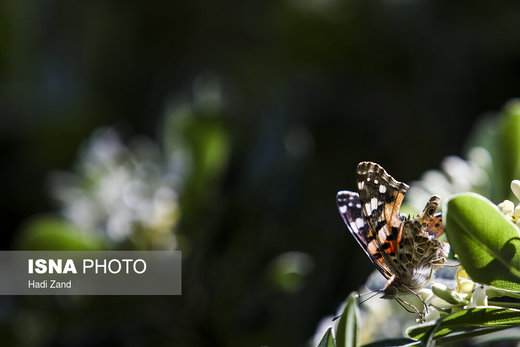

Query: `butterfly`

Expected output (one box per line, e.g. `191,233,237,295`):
336,161,450,317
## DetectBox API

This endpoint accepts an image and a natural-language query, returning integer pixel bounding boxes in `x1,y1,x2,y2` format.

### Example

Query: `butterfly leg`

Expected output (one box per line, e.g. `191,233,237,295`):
434,262,460,267
402,285,429,315
395,297,425,322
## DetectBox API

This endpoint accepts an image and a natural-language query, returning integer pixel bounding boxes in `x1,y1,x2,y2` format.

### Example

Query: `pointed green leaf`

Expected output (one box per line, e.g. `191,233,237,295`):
407,307,520,343
436,326,516,344
335,292,359,347
444,193,520,291
362,338,420,346
317,328,336,347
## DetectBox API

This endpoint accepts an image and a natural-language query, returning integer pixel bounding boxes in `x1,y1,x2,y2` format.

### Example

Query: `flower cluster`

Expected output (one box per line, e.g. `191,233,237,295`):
497,180,520,226
422,268,488,319
49,127,181,248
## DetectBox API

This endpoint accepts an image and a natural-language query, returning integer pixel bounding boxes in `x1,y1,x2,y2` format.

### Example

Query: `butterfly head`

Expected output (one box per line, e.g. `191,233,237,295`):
380,285,399,299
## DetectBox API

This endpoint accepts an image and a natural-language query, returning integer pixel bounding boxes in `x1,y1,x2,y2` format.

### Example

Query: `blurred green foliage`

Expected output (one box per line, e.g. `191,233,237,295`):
464,101,520,202
500,104,520,198
16,216,105,251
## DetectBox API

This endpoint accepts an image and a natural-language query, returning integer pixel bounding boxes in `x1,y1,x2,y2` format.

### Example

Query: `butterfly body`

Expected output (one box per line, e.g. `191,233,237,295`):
337,162,449,311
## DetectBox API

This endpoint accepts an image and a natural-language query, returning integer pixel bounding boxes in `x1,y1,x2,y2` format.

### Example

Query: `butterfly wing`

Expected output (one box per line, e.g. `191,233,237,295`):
425,213,444,238
424,212,451,258
356,162,409,268
337,190,393,279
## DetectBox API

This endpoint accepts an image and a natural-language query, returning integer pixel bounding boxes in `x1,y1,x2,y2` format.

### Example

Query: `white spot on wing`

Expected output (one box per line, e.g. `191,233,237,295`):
374,179,379,184
356,203,361,208
371,197,378,211
358,182,364,190
348,202,353,207
339,205,347,213
367,241,378,253
379,185,387,193
355,218,364,228
365,203,372,215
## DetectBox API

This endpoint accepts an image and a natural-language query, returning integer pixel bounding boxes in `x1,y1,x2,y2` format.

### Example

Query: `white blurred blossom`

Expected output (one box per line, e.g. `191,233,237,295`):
49,127,180,248
406,148,491,212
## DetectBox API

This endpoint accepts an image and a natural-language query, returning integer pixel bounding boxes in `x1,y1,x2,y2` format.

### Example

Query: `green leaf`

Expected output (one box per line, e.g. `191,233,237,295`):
362,338,420,346
430,326,513,344
472,327,520,344
407,307,520,343
445,193,520,291
15,215,105,250
318,328,336,347
500,101,520,198
487,287,520,309
335,292,360,347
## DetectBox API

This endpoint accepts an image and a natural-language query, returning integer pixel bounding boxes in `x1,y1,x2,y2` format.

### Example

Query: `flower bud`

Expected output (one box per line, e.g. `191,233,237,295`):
466,285,488,308
432,283,468,306
457,278,476,294
512,180,520,201
498,200,515,217
514,205,520,221
424,306,440,322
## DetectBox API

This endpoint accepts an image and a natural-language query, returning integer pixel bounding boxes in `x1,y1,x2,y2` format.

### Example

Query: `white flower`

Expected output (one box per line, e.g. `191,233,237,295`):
498,181,520,224
498,200,515,218
466,285,488,308
406,149,491,212
50,127,181,248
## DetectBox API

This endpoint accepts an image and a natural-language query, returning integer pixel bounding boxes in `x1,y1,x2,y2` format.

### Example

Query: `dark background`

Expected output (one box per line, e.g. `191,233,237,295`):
1,1,520,346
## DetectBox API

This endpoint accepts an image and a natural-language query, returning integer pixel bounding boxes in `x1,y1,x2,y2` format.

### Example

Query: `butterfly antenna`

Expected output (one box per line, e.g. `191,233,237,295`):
358,290,380,305
331,291,379,321
356,290,377,297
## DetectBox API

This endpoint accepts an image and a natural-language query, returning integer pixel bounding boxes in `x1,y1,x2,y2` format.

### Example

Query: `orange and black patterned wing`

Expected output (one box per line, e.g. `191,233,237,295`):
356,162,408,265
424,212,450,256
425,213,444,238
337,190,393,279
